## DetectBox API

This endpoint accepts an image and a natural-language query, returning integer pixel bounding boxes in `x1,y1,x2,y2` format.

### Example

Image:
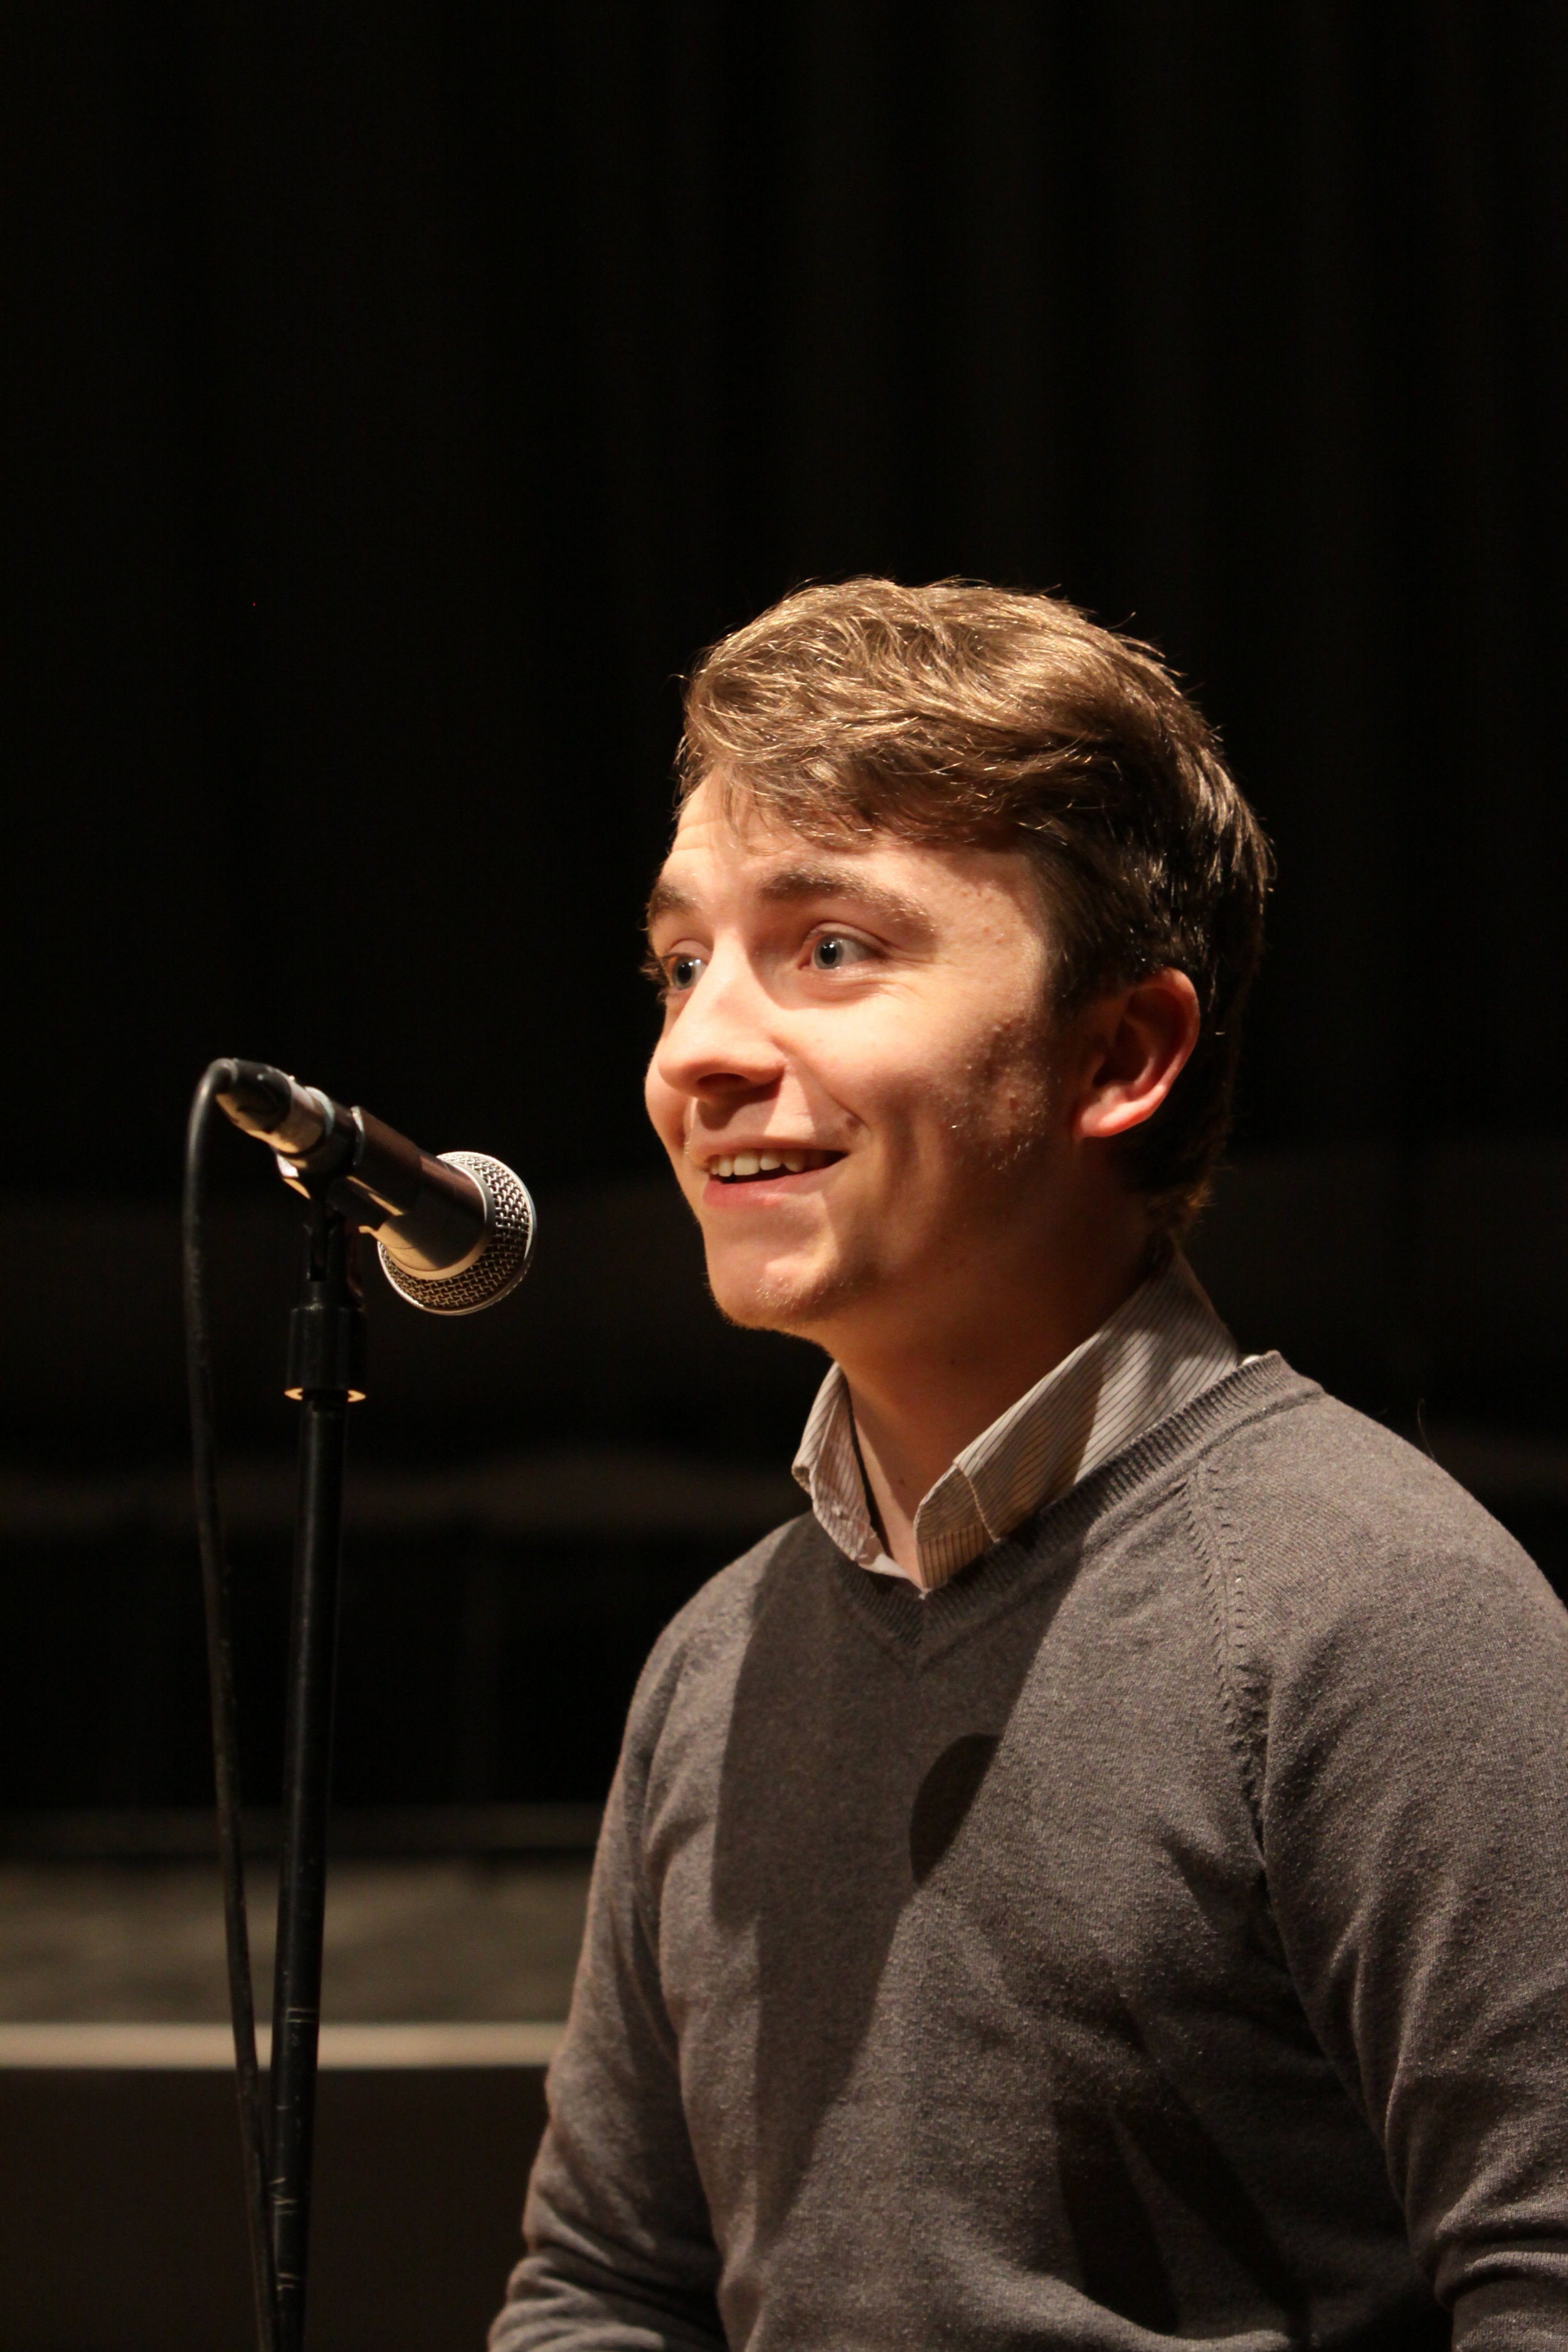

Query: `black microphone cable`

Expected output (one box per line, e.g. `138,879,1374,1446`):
183,1061,278,2352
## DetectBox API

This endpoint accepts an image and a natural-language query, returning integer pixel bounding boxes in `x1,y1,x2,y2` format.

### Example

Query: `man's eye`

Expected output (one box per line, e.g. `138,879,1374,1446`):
665,953,706,993
809,934,867,972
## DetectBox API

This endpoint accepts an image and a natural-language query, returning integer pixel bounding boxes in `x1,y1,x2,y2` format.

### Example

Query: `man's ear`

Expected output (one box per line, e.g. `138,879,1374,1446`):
1071,970,1202,1142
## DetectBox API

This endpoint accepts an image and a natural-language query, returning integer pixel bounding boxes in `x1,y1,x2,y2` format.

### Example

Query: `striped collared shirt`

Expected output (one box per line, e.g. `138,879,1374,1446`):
792,1251,1241,1594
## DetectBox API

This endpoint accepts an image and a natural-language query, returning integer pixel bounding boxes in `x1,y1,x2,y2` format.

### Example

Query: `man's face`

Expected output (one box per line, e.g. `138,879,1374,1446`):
644,780,1081,1347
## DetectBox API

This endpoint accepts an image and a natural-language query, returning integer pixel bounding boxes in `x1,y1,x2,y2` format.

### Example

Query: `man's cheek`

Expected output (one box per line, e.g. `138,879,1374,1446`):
643,1071,684,1159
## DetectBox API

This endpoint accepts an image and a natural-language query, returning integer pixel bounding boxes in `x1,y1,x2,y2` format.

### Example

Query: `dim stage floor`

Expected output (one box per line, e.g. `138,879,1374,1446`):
0,1858,576,2346
0,1857,590,2026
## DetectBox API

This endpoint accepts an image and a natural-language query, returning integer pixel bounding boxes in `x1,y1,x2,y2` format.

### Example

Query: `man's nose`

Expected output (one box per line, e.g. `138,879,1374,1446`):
653,952,782,1098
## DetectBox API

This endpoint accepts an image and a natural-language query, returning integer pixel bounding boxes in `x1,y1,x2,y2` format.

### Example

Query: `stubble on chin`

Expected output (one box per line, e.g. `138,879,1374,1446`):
702,1232,881,1341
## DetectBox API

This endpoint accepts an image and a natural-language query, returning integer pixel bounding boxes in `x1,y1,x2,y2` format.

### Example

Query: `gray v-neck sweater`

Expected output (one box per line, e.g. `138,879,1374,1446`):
495,1359,1568,2350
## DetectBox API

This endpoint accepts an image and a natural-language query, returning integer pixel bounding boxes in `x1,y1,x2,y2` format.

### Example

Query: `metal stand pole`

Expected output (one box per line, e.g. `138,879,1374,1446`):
270,1205,365,2352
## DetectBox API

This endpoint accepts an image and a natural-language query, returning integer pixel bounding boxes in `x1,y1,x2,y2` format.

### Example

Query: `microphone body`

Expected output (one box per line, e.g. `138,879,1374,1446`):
213,1061,535,1315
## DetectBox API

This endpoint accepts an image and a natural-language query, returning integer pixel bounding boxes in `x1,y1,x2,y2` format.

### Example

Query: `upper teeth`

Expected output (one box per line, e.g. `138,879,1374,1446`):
709,1150,810,1178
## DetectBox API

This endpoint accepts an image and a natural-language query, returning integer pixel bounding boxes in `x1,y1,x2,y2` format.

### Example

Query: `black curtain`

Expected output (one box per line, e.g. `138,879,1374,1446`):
4,1,1565,1198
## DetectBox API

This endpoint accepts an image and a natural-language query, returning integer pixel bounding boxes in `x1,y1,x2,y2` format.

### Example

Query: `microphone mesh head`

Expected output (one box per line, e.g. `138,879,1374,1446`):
377,1152,536,1316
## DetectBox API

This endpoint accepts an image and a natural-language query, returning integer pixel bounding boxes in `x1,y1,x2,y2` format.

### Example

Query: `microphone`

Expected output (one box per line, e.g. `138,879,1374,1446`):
211,1059,536,1316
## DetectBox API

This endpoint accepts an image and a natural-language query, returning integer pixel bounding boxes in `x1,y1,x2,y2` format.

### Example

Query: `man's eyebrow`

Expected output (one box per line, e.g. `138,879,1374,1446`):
644,865,931,934
645,877,697,928
755,864,931,930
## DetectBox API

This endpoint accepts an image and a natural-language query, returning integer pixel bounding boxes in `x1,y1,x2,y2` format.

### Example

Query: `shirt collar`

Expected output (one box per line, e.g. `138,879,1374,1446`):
792,1251,1240,1594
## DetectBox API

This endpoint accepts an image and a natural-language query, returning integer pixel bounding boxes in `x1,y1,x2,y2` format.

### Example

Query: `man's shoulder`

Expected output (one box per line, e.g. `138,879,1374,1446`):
621,1507,830,1749
1189,1360,1560,1641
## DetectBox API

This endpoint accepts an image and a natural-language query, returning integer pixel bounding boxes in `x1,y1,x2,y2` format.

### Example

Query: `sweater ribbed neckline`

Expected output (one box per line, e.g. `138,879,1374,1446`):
824,1352,1318,1665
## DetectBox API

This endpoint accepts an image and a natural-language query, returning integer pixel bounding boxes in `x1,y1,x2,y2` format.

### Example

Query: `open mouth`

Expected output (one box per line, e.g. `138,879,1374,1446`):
706,1148,844,1185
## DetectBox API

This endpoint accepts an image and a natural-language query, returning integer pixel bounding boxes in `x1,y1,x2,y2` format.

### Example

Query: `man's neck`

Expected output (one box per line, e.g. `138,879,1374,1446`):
830,1224,1157,1575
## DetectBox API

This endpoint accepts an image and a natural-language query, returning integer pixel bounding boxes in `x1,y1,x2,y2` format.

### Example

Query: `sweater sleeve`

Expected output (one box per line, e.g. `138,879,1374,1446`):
490,1641,725,2352
1202,1438,1568,2351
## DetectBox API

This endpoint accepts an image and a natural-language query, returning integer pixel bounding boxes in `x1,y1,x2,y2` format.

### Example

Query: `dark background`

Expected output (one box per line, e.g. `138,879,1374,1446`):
3,2,1566,1815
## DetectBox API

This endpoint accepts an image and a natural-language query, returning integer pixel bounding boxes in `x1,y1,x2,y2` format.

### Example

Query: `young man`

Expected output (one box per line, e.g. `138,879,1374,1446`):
494,583,1568,2350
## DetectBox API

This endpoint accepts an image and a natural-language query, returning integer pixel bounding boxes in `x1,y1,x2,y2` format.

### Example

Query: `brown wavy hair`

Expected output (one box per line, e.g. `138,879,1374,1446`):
677,578,1271,1234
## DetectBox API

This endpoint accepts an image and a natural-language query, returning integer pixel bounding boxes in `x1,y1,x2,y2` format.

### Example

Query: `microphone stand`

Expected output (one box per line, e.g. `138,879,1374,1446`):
270,1200,366,2352
187,1061,533,2352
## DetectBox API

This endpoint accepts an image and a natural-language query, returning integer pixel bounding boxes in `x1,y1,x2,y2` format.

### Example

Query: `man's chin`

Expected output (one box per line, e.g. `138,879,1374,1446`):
703,1245,869,1340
